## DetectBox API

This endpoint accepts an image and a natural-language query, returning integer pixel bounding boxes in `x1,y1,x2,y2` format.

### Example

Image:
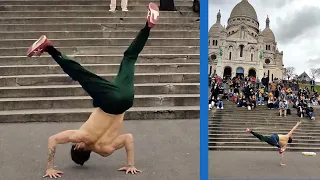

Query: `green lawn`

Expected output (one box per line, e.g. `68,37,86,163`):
300,84,320,92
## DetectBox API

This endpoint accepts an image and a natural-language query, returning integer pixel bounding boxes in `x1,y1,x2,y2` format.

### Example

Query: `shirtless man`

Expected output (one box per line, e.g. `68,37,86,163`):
26,3,159,178
246,121,301,166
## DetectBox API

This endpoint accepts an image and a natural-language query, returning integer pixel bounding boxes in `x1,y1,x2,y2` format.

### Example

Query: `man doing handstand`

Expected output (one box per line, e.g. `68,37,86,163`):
26,3,160,178
246,121,301,166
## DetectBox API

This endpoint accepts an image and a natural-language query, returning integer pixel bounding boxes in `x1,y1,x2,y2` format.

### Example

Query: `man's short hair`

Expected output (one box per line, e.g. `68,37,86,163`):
70,144,92,166
288,137,293,143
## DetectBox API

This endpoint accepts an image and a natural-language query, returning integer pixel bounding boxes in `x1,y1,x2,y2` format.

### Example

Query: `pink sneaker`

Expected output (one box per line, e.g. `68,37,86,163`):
27,35,51,57
147,3,159,28
246,128,252,133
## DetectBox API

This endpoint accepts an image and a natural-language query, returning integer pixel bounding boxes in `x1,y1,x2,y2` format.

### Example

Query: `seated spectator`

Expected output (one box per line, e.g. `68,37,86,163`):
216,97,224,110
267,93,275,109
274,97,280,109
279,99,288,117
306,107,316,120
311,96,318,106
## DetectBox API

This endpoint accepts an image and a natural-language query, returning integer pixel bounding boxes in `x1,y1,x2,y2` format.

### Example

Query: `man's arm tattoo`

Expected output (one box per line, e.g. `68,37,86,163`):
46,147,56,169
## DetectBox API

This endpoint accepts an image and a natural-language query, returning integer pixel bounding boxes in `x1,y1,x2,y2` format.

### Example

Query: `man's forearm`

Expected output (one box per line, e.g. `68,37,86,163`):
46,138,57,169
125,140,135,166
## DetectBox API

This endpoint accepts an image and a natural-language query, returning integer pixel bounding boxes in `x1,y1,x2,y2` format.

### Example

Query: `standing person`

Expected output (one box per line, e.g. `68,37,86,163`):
27,3,159,178
246,121,302,166
310,78,315,92
110,0,129,12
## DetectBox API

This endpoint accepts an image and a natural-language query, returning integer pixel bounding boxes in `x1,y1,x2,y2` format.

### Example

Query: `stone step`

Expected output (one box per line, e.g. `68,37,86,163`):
211,116,317,121
0,83,200,98
210,122,320,128
209,123,320,128
0,54,199,65
0,30,200,39
0,5,193,11
208,146,320,151
210,130,320,136
209,126,320,132
0,73,199,87
0,17,199,24
0,106,200,123
0,38,200,47
211,138,320,143
209,142,320,148
0,94,199,110
0,63,199,76
0,23,199,31
0,46,200,56
209,134,320,140
0,11,198,17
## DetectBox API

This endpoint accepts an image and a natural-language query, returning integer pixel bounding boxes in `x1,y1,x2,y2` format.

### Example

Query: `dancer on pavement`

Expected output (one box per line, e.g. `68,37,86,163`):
27,3,159,178
246,121,301,166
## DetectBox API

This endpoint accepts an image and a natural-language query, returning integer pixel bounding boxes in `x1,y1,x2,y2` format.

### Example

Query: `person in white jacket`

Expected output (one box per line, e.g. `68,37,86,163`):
110,0,129,12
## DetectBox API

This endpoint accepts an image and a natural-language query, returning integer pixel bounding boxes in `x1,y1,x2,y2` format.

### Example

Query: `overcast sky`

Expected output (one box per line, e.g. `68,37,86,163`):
209,0,320,76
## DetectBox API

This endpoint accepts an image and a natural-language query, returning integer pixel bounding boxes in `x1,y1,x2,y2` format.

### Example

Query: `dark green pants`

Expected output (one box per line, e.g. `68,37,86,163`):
45,25,150,115
251,131,280,148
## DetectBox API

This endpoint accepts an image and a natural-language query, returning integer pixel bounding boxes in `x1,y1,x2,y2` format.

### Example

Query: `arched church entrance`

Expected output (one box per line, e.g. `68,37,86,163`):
236,67,244,78
248,68,256,78
223,66,232,79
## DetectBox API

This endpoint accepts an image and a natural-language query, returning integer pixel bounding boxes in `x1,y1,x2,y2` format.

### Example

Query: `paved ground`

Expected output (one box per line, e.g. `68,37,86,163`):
0,120,199,180
209,151,320,179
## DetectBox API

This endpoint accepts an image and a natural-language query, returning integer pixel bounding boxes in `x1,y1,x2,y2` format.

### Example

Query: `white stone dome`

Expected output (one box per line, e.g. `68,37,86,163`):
229,0,258,22
262,16,276,42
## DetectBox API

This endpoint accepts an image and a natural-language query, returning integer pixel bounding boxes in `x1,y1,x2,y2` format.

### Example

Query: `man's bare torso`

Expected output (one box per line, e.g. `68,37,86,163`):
278,134,289,147
78,108,125,155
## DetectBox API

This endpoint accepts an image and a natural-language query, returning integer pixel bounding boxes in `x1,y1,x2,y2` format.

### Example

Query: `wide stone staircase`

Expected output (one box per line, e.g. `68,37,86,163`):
209,101,320,151
0,0,200,122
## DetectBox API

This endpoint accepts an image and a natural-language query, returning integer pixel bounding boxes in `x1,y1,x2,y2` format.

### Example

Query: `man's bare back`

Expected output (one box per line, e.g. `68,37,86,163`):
43,108,139,178
79,108,125,154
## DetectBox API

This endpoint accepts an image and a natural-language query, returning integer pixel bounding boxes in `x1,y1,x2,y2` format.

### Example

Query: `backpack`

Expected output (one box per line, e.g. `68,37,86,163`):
159,0,176,11
193,0,200,13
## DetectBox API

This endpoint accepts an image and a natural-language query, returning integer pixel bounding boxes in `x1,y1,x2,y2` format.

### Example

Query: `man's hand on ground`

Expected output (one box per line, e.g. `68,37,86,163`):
118,165,142,175
43,168,63,178
280,163,286,166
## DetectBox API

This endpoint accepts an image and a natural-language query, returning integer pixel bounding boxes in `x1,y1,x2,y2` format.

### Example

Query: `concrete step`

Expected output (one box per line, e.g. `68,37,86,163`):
0,94,199,110
209,126,320,132
0,38,200,47
0,1,193,6
0,23,199,31
211,138,320,143
208,146,320,151
0,106,200,123
209,142,320,148
210,122,320,128
0,83,200,98
0,54,199,65
0,63,199,76
0,30,200,39
210,130,320,136
209,123,320,128
0,5,193,11
211,116,316,121
0,73,199,87
0,11,198,18
0,17,199,24
209,134,320,140
0,46,200,56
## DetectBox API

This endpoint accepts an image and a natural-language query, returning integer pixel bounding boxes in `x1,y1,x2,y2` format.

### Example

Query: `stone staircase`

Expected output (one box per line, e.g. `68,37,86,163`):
0,0,200,123
209,101,320,151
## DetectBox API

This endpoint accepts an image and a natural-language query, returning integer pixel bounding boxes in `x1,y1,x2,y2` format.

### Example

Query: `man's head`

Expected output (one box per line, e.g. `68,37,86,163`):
288,137,293,143
70,144,92,166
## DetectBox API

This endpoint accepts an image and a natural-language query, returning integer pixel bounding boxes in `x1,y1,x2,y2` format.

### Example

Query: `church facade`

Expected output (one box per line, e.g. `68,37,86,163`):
209,0,284,82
